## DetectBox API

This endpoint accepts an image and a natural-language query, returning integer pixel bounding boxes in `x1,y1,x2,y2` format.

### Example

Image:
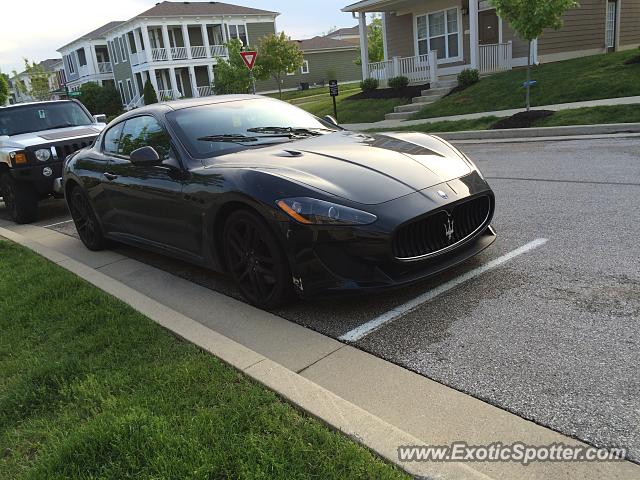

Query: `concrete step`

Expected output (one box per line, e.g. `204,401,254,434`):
385,111,416,120
412,95,444,104
393,103,425,113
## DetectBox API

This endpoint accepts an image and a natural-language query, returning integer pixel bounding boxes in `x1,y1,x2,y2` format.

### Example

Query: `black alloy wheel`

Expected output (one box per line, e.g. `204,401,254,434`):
0,173,38,224
223,210,292,309
68,185,109,251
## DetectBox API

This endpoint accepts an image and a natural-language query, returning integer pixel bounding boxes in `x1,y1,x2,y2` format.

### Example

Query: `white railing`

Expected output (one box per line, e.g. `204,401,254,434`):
129,52,140,65
367,51,438,87
97,62,113,74
158,89,175,101
191,45,207,58
78,65,90,77
152,48,168,61
210,45,228,58
479,42,513,74
126,94,143,111
196,85,213,97
171,47,188,60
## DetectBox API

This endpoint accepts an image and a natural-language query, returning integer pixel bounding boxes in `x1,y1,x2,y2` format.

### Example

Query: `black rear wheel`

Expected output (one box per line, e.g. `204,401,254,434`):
68,185,109,251
223,210,293,309
0,173,38,224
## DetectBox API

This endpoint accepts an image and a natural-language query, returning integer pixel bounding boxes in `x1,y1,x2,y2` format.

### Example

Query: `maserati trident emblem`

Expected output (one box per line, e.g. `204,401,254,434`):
444,217,455,242
437,190,448,199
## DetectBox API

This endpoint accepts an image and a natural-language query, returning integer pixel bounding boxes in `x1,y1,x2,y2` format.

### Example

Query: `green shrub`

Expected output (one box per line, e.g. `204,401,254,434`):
388,76,409,89
143,80,158,105
457,68,480,89
360,78,379,92
77,82,123,116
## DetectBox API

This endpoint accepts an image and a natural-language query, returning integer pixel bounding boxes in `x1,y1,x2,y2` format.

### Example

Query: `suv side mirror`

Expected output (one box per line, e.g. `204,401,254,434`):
130,146,161,166
93,114,107,123
322,115,339,127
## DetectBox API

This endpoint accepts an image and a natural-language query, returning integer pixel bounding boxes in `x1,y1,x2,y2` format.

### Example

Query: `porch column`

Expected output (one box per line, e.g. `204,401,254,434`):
201,23,211,58
168,67,178,99
469,0,479,69
358,12,369,80
188,66,199,97
141,25,153,63
90,45,100,75
182,23,193,59
133,29,143,63
381,12,389,61
162,24,173,60
221,17,228,43
148,68,159,94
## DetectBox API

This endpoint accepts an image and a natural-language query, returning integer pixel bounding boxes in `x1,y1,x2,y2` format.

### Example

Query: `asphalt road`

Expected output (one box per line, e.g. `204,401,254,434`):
2,136,639,462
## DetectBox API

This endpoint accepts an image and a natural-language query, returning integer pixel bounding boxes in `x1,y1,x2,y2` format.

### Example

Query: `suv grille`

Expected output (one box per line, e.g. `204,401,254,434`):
392,195,491,259
54,141,92,160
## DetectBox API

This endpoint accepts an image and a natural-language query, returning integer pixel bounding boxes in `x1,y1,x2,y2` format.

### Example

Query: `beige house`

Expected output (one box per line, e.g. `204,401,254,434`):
342,0,640,86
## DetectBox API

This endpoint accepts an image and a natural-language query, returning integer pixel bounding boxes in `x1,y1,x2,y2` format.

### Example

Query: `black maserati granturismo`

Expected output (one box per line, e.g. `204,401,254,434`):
62,95,496,308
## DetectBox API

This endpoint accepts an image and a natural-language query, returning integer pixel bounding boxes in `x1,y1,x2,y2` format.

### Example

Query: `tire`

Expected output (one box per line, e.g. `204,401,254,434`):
0,173,38,224
68,185,109,251
223,209,293,309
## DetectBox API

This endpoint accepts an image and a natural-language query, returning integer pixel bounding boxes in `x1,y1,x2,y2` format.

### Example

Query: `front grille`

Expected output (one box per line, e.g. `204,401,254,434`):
25,138,94,163
54,141,92,161
392,195,491,259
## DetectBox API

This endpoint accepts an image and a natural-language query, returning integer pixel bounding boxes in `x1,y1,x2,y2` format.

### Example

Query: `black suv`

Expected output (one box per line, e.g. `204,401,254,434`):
0,100,106,223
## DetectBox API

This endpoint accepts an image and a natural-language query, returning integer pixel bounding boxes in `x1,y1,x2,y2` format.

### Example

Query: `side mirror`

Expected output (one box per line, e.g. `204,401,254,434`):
130,146,161,166
322,115,339,127
93,114,107,123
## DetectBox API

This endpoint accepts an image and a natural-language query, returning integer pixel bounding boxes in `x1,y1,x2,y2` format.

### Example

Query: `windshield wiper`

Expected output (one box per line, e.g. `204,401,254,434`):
196,133,299,143
246,126,332,137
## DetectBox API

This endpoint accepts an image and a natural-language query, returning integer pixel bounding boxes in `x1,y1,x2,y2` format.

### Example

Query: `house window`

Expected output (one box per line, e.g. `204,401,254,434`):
416,8,459,60
227,24,248,46
110,41,119,64
301,60,310,74
66,55,75,74
605,1,617,48
126,79,135,99
77,48,87,67
119,36,128,62
118,81,126,104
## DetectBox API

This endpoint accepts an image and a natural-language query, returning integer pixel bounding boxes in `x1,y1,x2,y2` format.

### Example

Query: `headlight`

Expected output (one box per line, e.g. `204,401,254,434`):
276,197,377,226
35,148,51,162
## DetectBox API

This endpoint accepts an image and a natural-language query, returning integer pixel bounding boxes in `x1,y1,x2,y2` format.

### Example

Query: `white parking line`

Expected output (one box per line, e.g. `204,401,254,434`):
339,238,549,343
41,219,74,228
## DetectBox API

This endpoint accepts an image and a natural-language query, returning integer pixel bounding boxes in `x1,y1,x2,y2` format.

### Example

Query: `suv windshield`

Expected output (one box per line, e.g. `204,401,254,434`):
0,102,93,136
166,98,337,158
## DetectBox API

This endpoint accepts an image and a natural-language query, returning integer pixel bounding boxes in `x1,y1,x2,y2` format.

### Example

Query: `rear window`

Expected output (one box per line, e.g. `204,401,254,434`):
0,102,93,136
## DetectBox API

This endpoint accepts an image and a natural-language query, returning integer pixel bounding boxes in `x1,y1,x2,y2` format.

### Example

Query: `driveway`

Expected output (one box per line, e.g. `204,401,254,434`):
3,136,639,462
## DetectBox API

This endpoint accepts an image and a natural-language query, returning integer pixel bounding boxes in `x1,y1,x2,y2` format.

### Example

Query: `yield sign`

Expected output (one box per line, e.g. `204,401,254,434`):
240,51,257,70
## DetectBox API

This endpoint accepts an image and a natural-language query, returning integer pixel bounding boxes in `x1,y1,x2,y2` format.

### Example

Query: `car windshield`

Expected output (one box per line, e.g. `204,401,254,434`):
0,102,93,136
166,98,337,158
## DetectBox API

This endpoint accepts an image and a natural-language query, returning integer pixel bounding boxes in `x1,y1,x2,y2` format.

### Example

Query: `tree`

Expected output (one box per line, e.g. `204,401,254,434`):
355,15,384,66
143,79,158,105
78,82,122,116
213,39,256,95
256,32,304,99
490,0,577,111
0,72,9,106
22,59,51,101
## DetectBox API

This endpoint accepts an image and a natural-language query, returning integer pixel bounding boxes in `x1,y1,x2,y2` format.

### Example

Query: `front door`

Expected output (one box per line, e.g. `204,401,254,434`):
101,114,198,256
479,10,499,45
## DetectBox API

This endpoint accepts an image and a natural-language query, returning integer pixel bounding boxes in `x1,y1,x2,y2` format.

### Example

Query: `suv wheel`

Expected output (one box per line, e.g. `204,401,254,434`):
0,173,38,224
68,185,109,251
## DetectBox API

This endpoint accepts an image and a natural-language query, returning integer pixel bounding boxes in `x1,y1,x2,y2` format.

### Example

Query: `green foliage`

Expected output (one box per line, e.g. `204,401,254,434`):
78,82,123,116
490,0,578,110
18,59,51,101
143,79,158,105
0,72,8,105
360,77,379,92
355,15,384,65
325,67,338,82
388,76,409,89
256,32,304,99
214,39,255,95
457,69,480,88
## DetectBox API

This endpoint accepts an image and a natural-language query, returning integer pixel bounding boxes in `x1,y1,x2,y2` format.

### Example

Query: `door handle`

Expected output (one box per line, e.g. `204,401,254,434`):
104,172,118,181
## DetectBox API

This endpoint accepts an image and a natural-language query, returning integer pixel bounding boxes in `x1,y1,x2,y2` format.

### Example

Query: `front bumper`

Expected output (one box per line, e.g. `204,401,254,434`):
279,172,496,298
10,162,63,197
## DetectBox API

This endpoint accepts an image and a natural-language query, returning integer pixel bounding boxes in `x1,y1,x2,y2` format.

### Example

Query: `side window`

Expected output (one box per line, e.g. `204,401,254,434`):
118,116,171,160
103,122,124,154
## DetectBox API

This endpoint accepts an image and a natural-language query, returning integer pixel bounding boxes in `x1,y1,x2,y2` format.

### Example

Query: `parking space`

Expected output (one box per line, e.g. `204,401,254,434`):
2,136,639,463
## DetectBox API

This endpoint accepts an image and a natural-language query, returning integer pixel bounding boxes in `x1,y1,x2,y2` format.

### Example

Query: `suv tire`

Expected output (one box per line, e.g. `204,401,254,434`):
0,173,38,224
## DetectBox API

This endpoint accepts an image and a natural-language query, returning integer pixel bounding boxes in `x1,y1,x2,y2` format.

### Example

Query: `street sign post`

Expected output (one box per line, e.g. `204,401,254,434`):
328,80,339,121
68,91,81,98
240,51,258,95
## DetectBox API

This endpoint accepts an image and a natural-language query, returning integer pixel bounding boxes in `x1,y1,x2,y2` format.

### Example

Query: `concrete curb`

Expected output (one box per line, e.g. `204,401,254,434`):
434,123,640,141
0,225,493,480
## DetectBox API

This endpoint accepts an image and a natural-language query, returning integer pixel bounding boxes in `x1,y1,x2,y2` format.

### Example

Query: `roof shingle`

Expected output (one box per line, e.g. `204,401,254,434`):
135,1,278,18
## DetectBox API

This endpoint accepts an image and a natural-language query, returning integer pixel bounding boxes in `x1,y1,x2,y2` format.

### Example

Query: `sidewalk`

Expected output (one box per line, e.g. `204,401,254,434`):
1,221,639,480
342,95,640,131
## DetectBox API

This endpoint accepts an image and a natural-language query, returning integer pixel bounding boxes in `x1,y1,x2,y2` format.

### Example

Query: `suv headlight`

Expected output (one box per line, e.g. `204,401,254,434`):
35,148,51,162
276,197,377,226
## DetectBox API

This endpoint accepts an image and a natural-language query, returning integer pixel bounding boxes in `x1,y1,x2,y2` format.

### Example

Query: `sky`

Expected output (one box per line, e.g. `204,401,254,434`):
0,0,360,75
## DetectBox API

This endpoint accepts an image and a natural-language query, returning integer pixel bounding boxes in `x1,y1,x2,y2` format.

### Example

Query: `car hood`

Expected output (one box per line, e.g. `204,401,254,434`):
204,131,472,204
0,124,105,149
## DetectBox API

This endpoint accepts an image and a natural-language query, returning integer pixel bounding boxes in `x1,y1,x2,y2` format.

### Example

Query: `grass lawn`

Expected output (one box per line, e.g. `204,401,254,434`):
298,94,407,124
266,82,361,102
370,105,640,134
412,50,640,120
0,241,408,480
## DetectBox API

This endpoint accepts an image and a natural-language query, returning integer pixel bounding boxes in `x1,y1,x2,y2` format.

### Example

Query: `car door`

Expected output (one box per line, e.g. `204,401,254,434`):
101,114,197,256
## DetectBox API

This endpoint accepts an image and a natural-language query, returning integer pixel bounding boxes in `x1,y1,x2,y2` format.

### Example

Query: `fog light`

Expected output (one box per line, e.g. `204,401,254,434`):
42,167,53,177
